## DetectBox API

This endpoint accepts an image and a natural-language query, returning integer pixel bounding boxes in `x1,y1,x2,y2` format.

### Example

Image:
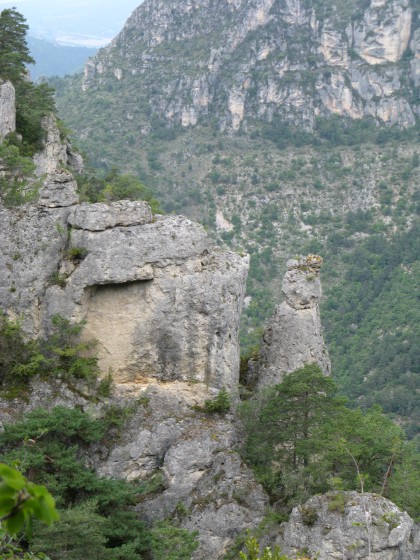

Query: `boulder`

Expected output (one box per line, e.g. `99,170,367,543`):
277,491,420,560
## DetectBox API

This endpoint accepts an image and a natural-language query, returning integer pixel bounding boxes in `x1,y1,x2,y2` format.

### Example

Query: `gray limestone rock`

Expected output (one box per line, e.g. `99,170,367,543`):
65,142,84,174
257,255,331,388
96,381,268,560
277,491,420,560
0,201,72,337
0,179,249,390
0,81,15,140
33,114,84,177
68,200,154,230
33,115,68,176
37,171,80,208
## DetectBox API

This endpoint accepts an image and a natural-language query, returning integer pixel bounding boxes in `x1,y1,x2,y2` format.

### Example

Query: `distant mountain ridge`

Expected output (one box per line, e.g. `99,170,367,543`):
28,36,97,79
81,0,418,130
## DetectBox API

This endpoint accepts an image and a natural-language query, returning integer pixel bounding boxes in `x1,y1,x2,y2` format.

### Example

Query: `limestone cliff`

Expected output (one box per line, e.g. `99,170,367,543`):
33,114,84,177
79,0,418,131
0,193,248,391
256,255,331,388
0,165,268,558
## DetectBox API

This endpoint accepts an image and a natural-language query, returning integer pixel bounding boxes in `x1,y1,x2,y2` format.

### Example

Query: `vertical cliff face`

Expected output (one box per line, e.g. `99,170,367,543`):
257,255,331,388
77,0,418,131
0,80,15,140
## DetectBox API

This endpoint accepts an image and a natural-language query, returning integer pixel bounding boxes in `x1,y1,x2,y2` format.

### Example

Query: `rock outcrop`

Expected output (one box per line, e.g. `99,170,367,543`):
34,114,84,177
96,381,269,559
257,255,331,388
0,180,248,391
0,167,268,558
0,80,15,140
277,491,420,560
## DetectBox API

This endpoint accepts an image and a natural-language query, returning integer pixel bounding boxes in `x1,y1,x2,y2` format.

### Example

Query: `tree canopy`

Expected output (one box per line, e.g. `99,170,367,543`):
0,8,34,83
240,364,419,519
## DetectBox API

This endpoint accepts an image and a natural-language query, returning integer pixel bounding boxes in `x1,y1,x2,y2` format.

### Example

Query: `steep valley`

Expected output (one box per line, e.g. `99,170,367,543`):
0,2,419,556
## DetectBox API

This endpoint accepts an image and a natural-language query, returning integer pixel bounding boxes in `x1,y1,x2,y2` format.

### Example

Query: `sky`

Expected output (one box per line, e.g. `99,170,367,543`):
0,0,143,47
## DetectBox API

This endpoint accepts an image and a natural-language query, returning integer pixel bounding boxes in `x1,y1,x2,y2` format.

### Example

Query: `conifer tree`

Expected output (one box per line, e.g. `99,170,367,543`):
0,8,34,83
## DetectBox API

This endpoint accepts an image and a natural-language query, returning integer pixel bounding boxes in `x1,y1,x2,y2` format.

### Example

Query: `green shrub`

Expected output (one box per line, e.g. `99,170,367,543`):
0,142,37,206
65,246,88,262
327,493,346,513
49,271,67,287
150,521,199,560
238,536,292,560
194,388,231,414
0,407,151,559
0,313,99,389
300,505,318,526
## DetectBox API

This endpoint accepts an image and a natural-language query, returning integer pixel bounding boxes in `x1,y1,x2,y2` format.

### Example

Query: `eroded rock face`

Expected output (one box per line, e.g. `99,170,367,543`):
0,184,248,390
277,491,420,560
354,0,412,65
95,380,268,559
33,114,84,177
78,0,418,130
256,255,331,388
37,171,80,208
0,81,15,139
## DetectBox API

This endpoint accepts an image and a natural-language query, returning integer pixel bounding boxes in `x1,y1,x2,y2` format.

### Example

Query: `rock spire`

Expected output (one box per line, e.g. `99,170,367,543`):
257,255,331,388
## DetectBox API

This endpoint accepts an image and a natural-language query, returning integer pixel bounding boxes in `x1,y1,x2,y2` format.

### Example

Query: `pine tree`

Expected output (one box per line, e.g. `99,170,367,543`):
0,8,34,83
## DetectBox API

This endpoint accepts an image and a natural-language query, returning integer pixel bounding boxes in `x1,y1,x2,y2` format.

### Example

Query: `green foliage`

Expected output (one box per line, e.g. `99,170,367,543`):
0,463,58,536
194,388,231,414
0,142,36,206
150,521,199,560
387,442,420,521
77,167,161,212
1,528,51,559
64,246,88,262
15,81,56,155
240,365,419,518
31,501,111,560
48,271,67,288
322,224,420,441
300,505,318,526
0,313,34,385
137,471,166,498
0,407,149,558
238,537,291,560
0,8,34,83
0,314,99,389
327,493,346,513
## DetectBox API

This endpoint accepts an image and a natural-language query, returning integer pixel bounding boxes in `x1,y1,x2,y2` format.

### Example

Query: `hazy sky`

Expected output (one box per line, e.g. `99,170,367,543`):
0,0,143,46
